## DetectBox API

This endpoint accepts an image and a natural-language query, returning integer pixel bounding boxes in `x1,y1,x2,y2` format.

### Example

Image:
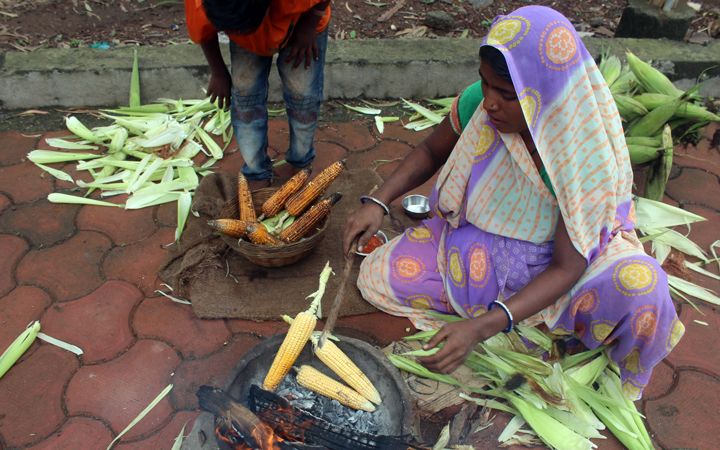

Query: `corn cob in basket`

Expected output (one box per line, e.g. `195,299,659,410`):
285,160,345,216
279,193,342,243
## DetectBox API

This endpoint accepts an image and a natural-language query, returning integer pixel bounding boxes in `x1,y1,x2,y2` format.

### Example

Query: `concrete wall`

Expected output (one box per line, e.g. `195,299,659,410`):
0,38,718,109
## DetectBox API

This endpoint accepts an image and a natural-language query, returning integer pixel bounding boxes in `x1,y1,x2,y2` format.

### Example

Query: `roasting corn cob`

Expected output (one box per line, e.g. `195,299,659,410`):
246,223,281,246
263,310,317,391
295,365,376,412
311,335,382,405
285,161,345,216
207,219,252,238
279,193,341,243
237,173,256,222
262,168,311,217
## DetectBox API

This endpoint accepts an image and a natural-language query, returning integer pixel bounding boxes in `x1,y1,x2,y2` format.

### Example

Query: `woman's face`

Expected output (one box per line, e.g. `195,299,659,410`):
479,61,528,135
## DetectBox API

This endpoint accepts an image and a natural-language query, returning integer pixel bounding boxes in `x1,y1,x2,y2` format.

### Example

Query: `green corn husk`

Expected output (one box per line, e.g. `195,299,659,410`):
613,94,648,120
129,48,141,108
386,353,462,387
634,196,706,228
28,149,101,164
599,53,622,87
0,321,41,379
48,193,123,207
625,136,662,147
644,124,673,201
627,144,661,164
44,138,98,150
66,116,100,143
633,93,720,122
626,98,680,137
626,52,684,97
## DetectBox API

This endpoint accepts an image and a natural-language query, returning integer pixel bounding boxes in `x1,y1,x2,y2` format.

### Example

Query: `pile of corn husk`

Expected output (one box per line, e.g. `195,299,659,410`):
390,313,654,450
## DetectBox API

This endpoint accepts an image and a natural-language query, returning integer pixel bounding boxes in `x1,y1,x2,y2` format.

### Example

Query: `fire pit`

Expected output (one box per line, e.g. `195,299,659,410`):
182,334,418,450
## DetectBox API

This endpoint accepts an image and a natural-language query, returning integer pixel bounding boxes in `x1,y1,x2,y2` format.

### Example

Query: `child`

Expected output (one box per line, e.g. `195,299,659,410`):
184,0,331,187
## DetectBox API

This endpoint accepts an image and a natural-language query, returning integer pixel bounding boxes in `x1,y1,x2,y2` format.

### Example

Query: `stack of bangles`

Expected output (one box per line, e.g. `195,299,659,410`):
489,300,514,333
360,195,390,216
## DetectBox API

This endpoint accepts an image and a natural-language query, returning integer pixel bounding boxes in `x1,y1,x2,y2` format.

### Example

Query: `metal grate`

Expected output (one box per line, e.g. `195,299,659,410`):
248,385,420,450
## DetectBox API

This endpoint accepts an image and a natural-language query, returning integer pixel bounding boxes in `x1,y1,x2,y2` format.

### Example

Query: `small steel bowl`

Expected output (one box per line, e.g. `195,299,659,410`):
402,194,430,220
355,230,388,257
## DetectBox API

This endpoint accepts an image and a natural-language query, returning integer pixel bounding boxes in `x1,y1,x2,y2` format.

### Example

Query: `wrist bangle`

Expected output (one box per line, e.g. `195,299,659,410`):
360,195,390,216
489,300,514,333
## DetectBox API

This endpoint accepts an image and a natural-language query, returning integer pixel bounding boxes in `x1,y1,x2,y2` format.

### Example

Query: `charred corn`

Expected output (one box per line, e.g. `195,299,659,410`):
262,168,311,217
626,52,684,97
237,173,256,222
279,193,341,243
246,223,281,246
295,365,376,412
311,335,381,405
207,219,252,238
285,161,345,216
263,311,317,391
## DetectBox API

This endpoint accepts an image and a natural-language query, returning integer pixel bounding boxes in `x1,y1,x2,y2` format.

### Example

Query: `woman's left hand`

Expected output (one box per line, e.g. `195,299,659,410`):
418,319,487,374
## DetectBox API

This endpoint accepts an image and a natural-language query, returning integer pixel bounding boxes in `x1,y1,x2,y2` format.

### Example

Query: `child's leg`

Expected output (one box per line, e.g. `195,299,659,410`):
229,42,273,180
276,30,328,169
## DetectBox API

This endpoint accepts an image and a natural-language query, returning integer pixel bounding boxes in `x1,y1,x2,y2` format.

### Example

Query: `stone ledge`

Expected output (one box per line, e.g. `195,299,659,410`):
0,38,718,109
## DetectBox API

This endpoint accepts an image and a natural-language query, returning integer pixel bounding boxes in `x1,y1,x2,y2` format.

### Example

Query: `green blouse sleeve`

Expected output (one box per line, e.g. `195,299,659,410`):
457,80,484,132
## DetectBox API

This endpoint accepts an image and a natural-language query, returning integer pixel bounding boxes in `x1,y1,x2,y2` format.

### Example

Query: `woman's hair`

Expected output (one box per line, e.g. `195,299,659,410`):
479,46,512,82
202,0,271,33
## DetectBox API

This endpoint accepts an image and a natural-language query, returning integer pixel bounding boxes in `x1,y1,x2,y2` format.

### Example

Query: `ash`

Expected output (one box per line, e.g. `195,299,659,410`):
276,375,380,435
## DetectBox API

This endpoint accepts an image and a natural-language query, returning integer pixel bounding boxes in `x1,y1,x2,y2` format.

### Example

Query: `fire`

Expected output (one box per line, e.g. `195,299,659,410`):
215,420,285,450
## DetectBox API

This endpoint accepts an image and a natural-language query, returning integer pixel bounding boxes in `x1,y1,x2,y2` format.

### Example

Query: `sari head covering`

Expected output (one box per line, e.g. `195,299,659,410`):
433,5,635,263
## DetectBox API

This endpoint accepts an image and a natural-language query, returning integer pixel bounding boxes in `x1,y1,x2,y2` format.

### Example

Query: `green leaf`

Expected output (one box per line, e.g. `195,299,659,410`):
34,163,74,183
175,192,192,241
129,48,141,108
668,275,720,305
106,384,173,449
44,138,98,150
28,150,101,164
48,193,123,208
342,104,381,115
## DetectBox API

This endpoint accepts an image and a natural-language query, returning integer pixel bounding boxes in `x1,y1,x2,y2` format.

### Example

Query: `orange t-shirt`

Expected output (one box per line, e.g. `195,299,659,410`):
184,0,331,56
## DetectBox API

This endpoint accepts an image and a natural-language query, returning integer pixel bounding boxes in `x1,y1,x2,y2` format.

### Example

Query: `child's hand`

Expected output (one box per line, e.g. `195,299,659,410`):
207,69,231,110
285,19,319,69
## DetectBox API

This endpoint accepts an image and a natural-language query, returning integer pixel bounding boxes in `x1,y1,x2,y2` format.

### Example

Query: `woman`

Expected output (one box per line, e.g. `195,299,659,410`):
343,6,684,399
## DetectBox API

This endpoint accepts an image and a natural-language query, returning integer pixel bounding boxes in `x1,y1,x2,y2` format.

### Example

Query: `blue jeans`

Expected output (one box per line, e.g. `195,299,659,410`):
229,30,327,180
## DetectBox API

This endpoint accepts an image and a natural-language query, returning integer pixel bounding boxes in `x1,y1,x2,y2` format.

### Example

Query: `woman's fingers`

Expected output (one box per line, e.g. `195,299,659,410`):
424,326,449,351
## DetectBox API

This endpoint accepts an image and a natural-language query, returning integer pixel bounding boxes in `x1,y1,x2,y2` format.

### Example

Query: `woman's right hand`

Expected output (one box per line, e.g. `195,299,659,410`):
207,69,231,110
343,203,386,256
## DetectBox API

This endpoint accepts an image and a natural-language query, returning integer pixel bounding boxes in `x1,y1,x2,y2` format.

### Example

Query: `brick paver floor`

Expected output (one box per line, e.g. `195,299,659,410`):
0,120,718,450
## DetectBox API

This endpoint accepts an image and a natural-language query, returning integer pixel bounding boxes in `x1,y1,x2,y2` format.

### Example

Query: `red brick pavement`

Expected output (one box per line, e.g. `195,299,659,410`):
0,120,717,449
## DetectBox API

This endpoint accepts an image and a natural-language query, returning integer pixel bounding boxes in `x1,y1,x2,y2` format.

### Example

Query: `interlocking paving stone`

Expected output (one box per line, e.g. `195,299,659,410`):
0,285,52,347
667,304,720,374
0,234,29,298
40,280,142,363
133,297,232,358
642,360,677,400
0,192,10,214
0,162,54,204
645,369,720,450
102,226,176,295
77,202,157,245
115,411,199,450
169,333,261,410
23,417,114,450
267,119,290,156
16,230,111,301
665,167,720,210
0,199,79,247
0,345,79,448
0,131,37,166
65,339,180,440
316,121,378,152
347,139,413,170
374,122,431,147
336,312,415,346
154,202,177,228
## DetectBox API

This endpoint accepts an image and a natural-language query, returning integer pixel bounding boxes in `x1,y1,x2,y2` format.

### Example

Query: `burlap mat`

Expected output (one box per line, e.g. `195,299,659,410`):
159,168,391,320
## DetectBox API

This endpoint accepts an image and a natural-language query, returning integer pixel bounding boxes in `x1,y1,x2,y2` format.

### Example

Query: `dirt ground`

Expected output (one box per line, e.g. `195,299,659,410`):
0,0,718,52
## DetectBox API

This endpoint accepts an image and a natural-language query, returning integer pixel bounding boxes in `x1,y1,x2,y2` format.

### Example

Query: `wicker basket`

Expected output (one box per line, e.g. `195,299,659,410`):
218,187,329,268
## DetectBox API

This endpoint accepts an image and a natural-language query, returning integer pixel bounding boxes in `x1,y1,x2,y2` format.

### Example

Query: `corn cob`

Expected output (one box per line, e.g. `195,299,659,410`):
625,136,662,147
207,219,252,238
261,168,311,217
625,52,684,97
612,94,648,120
295,365,376,412
633,93,720,122
237,173,256,222
246,223,282,246
279,193,342,243
599,54,622,87
627,144,662,165
311,335,382,405
285,160,345,216
263,310,317,391
626,98,680,137
609,69,637,95
644,125,674,201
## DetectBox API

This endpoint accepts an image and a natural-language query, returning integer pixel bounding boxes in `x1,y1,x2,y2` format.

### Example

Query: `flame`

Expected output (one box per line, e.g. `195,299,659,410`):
215,421,285,450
